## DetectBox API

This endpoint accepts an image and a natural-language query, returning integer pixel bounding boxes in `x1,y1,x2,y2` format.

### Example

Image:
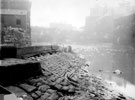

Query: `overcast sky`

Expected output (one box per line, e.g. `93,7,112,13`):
31,0,135,28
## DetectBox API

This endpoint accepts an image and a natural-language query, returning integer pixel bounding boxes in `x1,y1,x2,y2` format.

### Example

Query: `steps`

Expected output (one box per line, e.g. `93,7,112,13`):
0,59,42,86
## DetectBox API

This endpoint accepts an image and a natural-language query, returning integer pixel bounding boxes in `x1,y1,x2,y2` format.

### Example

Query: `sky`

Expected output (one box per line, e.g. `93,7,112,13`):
30,0,135,29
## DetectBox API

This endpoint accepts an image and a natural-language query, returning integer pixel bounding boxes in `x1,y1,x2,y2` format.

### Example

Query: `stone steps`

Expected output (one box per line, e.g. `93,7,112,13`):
0,59,42,86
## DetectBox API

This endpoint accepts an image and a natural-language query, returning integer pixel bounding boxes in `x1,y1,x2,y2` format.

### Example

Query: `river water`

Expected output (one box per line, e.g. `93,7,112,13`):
72,44,135,99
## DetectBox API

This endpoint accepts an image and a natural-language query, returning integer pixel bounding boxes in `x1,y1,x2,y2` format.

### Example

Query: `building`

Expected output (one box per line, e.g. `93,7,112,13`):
0,0,31,46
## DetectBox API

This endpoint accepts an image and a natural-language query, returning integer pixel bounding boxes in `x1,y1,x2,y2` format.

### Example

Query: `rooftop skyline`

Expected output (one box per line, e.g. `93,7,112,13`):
31,0,135,29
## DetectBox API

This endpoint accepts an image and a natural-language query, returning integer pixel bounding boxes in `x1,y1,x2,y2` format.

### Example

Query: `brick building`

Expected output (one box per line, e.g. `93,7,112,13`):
0,0,31,46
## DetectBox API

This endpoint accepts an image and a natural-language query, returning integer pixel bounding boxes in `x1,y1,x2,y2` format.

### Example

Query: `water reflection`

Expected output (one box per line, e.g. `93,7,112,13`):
106,75,135,99
72,44,135,99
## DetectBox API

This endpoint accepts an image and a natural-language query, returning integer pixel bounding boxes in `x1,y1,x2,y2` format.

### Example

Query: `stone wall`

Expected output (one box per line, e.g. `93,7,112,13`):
0,45,73,59
1,26,31,47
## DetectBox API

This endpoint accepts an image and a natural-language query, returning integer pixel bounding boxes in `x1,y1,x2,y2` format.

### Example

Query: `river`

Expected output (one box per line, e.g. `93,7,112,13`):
72,44,135,99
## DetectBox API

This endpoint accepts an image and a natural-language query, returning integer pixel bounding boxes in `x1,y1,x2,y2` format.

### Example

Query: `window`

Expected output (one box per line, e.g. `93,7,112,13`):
1,16,4,24
16,19,21,25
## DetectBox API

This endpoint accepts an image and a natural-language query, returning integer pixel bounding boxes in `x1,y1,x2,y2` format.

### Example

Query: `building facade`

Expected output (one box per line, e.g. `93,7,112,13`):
0,0,31,46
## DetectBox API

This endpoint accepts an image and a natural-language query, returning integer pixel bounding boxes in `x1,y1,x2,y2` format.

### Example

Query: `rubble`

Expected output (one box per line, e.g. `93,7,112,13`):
1,27,31,47
3,52,135,100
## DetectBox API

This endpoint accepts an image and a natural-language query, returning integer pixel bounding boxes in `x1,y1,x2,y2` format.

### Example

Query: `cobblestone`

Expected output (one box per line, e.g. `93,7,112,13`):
5,52,135,100
19,84,36,92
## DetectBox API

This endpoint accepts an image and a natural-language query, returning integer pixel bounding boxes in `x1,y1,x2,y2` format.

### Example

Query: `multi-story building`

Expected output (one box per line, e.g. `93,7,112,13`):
0,0,31,46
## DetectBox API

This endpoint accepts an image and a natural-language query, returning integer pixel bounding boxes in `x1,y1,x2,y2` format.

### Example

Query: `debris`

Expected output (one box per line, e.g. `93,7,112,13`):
113,69,123,75
3,53,134,100
1,27,31,47
99,69,104,72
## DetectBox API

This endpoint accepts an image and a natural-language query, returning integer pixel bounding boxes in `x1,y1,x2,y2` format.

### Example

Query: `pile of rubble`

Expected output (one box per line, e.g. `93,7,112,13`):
1,27,31,47
5,52,134,100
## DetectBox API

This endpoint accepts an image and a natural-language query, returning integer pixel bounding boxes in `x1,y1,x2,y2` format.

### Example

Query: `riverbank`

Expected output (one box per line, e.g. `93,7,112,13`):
2,52,134,100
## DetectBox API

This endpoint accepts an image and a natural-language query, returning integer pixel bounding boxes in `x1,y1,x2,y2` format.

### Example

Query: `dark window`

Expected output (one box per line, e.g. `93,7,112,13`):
16,19,21,25
1,16,4,24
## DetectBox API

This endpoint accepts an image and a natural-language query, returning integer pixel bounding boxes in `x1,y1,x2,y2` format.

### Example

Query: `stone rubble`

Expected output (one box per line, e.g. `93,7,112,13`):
1,27,31,47
5,52,135,100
